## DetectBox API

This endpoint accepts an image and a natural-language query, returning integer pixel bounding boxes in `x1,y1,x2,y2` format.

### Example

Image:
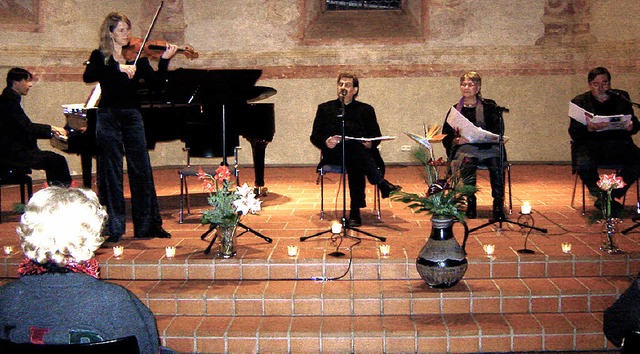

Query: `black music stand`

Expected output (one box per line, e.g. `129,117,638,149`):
300,95,386,256
201,220,272,255
467,106,548,235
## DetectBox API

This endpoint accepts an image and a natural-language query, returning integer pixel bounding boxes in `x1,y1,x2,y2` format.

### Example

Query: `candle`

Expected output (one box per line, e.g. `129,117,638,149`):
3,246,13,255
112,246,124,258
379,244,391,256
287,245,299,257
483,244,495,255
562,242,572,254
521,201,532,215
331,221,342,234
165,246,176,258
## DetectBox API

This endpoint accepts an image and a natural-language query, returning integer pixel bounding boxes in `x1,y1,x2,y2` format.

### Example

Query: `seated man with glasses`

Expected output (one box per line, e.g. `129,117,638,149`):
569,67,640,215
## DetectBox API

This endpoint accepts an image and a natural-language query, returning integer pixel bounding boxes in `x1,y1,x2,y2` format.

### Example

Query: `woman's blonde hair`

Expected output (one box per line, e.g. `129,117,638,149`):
98,12,131,64
17,187,107,266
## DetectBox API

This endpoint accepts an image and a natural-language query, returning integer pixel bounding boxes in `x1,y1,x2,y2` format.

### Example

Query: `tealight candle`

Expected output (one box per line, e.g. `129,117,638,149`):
379,244,391,256
562,242,572,254
112,246,124,258
521,201,532,215
287,245,299,257
483,244,495,255
3,246,13,255
165,246,176,258
331,221,342,234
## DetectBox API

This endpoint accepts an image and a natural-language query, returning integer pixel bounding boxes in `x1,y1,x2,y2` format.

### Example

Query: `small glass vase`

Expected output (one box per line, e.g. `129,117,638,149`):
217,224,238,258
600,217,623,254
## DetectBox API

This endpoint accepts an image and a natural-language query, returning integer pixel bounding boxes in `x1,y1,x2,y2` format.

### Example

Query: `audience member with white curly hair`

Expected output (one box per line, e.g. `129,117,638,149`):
0,186,176,354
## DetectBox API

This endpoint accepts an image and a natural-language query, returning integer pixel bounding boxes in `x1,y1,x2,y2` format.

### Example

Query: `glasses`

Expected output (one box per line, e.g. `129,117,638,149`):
460,82,477,88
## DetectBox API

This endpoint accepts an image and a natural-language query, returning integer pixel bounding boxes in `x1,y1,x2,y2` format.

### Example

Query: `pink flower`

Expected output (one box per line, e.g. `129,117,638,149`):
597,174,626,191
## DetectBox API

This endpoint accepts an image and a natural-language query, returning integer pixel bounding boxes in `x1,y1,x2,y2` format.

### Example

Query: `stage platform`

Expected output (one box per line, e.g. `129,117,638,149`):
1,164,638,353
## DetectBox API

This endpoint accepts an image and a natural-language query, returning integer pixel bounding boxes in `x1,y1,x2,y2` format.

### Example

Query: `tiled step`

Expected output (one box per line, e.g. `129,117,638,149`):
117,276,632,317
3,247,636,281
154,312,612,353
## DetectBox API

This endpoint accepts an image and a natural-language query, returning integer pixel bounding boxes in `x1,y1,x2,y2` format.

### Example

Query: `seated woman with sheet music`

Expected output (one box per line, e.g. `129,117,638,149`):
442,71,506,220
569,67,640,214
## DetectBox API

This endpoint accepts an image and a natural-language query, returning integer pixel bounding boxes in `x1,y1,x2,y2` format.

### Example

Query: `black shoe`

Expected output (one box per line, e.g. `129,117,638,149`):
379,180,402,198
152,227,172,239
136,227,172,239
466,195,477,219
349,209,362,227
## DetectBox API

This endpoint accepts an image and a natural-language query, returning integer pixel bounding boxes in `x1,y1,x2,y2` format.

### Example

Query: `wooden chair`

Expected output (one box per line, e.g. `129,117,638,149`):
0,336,140,354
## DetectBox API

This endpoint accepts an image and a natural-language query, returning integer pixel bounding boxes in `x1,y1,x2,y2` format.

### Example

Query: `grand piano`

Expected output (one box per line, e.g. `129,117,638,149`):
52,69,276,191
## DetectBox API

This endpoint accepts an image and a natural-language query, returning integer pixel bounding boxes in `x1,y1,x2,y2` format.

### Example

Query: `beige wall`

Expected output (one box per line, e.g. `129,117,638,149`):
1,0,639,181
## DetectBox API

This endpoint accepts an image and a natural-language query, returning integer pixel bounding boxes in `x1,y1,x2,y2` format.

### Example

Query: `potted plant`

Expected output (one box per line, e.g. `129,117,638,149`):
392,126,476,288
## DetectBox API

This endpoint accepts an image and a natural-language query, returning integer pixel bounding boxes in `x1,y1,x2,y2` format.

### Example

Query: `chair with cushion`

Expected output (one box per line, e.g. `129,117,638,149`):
317,161,382,221
178,121,241,224
0,162,33,223
570,141,639,215
0,336,140,354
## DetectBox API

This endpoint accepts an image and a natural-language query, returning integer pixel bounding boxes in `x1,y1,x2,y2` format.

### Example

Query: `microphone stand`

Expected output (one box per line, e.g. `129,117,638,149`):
300,93,386,256
468,105,548,235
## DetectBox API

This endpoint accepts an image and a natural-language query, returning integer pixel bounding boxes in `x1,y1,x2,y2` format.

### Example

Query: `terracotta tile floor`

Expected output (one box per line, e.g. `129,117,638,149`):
1,164,637,353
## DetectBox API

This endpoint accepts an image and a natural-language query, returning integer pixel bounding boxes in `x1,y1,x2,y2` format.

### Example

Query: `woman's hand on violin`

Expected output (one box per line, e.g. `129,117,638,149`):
119,64,137,79
161,43,178,59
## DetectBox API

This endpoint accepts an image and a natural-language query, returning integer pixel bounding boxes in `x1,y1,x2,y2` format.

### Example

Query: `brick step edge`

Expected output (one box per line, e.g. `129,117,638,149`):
155,313,615,354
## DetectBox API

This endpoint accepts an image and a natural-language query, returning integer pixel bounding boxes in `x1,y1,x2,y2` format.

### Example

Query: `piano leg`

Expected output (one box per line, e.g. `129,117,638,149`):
81,152,93,188
248,138,268,190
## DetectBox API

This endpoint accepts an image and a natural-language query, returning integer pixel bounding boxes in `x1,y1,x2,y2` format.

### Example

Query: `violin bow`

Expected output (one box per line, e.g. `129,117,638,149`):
133,0,164,65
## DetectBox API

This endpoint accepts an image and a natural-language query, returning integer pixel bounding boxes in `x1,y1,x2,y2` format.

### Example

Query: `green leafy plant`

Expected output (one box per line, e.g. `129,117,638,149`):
392,127,476,222
198,165,261,228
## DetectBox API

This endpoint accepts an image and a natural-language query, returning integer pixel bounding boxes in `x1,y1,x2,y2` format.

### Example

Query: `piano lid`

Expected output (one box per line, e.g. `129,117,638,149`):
163,68,263,105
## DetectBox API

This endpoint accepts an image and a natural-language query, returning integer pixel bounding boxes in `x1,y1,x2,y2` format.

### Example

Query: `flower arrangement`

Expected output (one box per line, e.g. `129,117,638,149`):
198,165,261,228
596,173,625,254
597,173,626,219
392,126,476,221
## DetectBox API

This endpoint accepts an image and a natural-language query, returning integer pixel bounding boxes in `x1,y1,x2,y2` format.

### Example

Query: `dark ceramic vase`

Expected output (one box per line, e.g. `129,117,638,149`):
416,215,469,288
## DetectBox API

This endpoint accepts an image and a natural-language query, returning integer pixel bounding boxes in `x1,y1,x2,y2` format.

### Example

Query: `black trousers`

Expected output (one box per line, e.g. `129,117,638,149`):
96,108,163,238
2,149,71,187
321,140,385,210
458,156,505,202
574,140,640,199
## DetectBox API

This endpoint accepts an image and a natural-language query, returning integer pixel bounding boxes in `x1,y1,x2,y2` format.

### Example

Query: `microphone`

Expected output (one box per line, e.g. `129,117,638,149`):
340,89,347,97
606,89,620,96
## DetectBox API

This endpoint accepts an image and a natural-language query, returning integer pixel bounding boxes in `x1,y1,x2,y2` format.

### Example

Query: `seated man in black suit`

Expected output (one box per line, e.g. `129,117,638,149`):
310,72,400,226
0,67,72,187
569,67,640,215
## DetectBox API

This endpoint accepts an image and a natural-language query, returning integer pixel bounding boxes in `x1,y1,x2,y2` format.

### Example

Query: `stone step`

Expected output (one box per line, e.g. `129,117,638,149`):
154,312,612,353
111,276,632,317
2,246,635,281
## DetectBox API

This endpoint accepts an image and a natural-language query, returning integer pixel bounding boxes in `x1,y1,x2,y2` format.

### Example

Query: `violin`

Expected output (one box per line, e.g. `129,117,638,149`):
122,37,199,62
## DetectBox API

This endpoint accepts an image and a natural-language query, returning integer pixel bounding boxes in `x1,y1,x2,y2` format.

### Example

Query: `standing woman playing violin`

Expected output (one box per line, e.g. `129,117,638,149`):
83,12,176,242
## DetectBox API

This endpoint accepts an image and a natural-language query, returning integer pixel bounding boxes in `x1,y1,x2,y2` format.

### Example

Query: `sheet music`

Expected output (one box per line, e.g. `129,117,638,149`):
331,135,396,142
445,106,504,144
568,102,631,131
